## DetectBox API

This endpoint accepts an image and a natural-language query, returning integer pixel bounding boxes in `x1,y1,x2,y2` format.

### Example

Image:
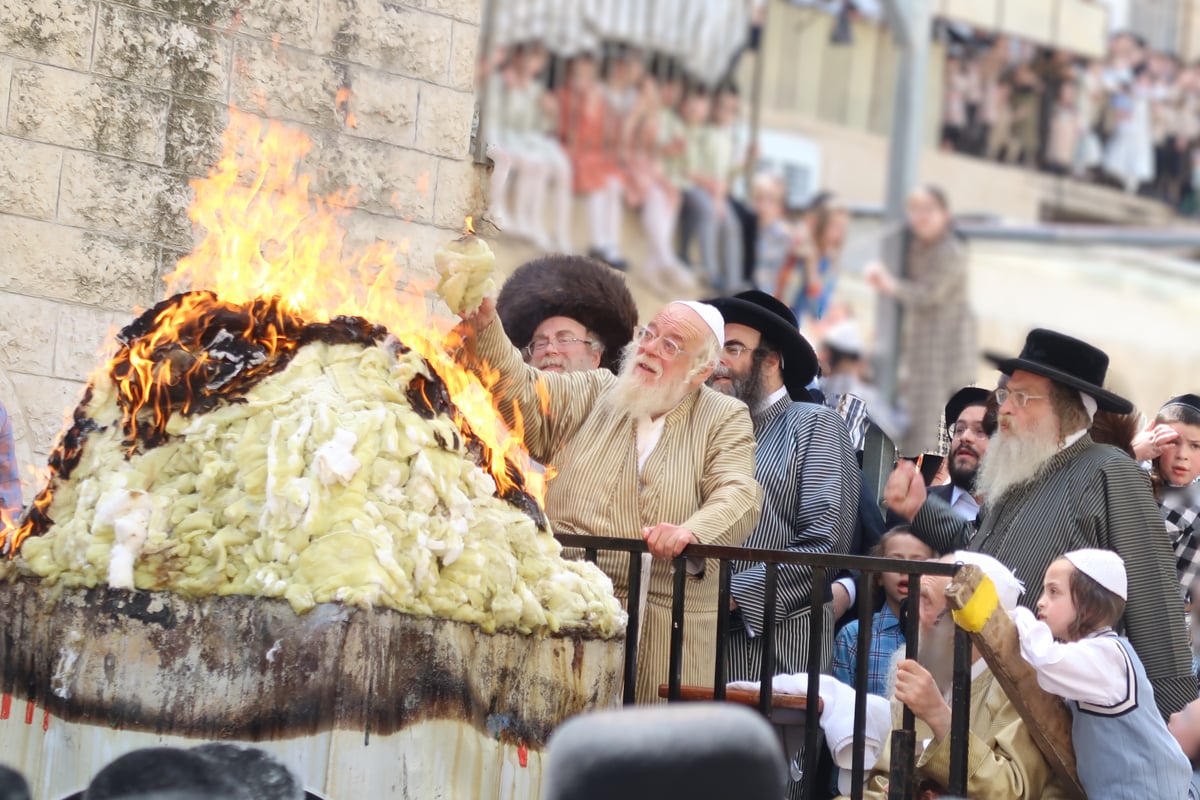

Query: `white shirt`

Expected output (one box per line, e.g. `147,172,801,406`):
948,485,980,522
1011,606,1129,706
755,385,789,416
635,415,666,476
1062,428,1088,451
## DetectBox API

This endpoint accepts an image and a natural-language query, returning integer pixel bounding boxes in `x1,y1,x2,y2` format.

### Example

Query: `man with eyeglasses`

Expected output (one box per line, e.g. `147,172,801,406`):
496,255,638,375
882,328,1194,718
704,290,860,682
450,281,761,704
889,387,994,527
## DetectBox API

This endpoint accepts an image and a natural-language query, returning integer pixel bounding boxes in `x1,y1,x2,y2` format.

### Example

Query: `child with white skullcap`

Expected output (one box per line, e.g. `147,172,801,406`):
1011,548,1195,799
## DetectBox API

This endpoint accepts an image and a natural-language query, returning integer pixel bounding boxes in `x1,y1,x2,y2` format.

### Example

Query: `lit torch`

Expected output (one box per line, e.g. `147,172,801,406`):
433,216,496,317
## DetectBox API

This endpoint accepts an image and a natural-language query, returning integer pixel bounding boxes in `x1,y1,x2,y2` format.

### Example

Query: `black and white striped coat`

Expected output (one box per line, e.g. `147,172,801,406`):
910,433,1196,717
727,396,861,681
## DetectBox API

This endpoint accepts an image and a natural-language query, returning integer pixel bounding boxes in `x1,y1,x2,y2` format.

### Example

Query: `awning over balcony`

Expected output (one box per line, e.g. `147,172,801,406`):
489,0,756,86
937,0,1109,58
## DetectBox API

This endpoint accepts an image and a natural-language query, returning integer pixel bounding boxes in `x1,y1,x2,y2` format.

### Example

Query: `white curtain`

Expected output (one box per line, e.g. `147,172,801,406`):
489,0,755,84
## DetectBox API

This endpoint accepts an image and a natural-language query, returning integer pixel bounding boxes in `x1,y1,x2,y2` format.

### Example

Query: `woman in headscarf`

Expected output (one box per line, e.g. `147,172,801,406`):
866,185,976,457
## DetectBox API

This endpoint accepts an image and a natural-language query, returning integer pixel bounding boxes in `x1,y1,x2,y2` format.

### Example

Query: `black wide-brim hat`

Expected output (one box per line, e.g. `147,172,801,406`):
987,328,1133,414
497,255,638,373
704,290,819,402
945,387,991,429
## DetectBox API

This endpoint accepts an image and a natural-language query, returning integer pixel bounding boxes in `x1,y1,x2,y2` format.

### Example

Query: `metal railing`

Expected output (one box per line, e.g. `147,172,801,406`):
557,533,971,800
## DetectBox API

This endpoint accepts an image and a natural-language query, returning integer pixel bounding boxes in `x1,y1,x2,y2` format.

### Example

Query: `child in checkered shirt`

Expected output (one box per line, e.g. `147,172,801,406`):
832,527,937,696
1133,395,1200,593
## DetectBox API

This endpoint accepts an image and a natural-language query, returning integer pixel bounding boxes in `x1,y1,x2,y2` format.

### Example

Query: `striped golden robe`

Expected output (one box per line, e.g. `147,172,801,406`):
475,321,761,702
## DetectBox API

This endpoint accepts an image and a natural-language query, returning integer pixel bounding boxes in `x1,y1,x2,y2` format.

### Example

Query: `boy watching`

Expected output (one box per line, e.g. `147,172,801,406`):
832,527,937,696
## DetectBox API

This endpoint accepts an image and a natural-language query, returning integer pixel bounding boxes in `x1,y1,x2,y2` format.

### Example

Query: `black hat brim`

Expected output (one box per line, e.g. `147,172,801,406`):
706,297,818,402
987,355,1133,414
945,387,991,429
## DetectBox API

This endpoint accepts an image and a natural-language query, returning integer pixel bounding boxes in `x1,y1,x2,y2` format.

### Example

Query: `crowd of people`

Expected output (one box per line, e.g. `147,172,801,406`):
482,43,759,294
940,30,1200,209
452,247,1200,799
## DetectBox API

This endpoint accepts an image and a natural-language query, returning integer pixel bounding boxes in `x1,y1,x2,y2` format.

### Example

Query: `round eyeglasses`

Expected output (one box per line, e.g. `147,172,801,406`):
994,388,1048,408
522,334,594,358
634,326,688,359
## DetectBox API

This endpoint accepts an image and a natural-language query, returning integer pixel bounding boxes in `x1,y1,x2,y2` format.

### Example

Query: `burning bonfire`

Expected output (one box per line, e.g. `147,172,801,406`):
0,110,624,639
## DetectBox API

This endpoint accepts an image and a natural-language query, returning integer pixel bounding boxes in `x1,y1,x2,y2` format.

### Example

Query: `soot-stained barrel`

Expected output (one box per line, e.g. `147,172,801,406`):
0,579,624,799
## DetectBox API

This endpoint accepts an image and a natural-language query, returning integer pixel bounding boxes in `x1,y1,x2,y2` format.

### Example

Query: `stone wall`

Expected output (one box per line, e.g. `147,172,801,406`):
0,0,485,501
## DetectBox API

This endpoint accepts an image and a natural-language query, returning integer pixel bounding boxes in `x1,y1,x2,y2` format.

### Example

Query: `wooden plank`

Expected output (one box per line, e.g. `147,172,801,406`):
657,684,822,714
946,565,1086,800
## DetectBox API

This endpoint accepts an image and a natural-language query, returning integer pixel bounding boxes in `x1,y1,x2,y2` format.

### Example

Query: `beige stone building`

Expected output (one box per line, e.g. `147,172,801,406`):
0,0,487,500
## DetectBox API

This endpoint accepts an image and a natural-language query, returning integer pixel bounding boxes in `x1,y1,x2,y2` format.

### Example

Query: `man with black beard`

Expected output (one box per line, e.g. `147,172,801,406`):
888,387,993,526
705,290,860,680
849,552,1070,800
883,328,1194,717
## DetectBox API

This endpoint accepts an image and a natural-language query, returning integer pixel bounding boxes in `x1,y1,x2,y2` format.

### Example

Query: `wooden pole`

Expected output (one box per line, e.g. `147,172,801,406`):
945,564,1087,800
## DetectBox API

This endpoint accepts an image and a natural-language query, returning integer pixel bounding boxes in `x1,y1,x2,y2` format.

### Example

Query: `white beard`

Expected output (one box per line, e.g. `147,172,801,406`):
917,615,956,700
609,348,691,420
975,414,1061,503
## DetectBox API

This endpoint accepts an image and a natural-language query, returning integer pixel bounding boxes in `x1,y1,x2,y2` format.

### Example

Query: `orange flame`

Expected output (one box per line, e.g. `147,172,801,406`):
1,109,549,557
161,110,542,505
464,215,475,235
335,87,357,129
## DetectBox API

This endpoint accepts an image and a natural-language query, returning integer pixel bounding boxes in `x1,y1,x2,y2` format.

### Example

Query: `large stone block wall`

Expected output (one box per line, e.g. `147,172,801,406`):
0,0,485,501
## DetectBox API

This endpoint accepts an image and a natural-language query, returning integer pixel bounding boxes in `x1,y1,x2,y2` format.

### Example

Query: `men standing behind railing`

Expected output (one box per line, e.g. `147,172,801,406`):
449,288,761,703
883,329,1195,718
846,552,1072,800
704,291,860,679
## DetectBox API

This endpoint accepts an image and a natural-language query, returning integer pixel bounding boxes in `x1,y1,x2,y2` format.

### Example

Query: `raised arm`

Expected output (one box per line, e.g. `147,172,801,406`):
468,305,610,464
893,236,968,310
1011,607,1129,706
884,460,972,555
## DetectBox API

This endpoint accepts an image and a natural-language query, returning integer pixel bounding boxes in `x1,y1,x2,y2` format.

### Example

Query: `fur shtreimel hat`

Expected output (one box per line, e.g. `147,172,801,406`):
497,255,638,373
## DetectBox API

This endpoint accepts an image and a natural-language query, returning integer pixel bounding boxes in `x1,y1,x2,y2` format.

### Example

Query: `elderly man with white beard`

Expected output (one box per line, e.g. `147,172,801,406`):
848,552,1072,800
883,328,1193,718
703,290,860,680
452,293,761,703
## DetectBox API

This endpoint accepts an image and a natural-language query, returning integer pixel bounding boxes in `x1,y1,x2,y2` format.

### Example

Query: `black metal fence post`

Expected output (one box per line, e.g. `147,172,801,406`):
623,551,643,706
713,561,732,701
851,571,875,800
551,534,964,799
800,565,826,799
888,570,922,800
947,627,973,795
667,555,687,701
758,563,779,717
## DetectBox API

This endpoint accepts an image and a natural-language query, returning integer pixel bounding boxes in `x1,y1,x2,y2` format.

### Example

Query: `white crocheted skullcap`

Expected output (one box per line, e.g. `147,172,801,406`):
670,301,726,347
1063,548,1127,600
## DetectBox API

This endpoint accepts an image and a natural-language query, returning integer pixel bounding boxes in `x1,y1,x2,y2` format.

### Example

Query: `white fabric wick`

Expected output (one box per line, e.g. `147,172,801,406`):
671,300,726,348
952,550,1025,611
1079,392,1098,423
